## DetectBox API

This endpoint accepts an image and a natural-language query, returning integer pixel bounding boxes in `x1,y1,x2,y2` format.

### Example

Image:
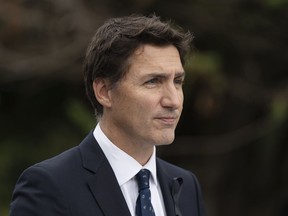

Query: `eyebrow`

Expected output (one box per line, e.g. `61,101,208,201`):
143,71,185,79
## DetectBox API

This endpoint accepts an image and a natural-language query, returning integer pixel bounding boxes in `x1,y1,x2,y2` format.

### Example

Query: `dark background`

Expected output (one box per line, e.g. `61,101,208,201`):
1,0,288,215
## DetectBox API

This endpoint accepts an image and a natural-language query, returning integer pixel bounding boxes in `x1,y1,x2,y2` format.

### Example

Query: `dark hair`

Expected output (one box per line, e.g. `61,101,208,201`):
83,14,193,117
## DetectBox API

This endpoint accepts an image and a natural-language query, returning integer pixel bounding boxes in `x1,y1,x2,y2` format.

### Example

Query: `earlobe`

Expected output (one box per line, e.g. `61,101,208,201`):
92,79,112,108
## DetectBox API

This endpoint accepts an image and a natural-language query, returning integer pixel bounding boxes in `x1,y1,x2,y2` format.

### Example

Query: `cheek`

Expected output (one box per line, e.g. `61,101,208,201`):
180,89,184,101
137,94,160,112
127,98,159,128
112,85,160,119
131,99,154,119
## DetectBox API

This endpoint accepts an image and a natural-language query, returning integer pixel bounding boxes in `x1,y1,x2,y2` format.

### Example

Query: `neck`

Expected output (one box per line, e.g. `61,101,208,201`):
99,120,154,166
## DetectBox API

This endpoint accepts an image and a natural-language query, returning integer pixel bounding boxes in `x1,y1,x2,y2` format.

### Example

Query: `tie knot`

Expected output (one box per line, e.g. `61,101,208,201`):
136,169,151,190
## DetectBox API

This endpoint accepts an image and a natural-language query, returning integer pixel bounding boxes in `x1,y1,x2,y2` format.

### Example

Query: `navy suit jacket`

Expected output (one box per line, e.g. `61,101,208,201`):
10,132,205,216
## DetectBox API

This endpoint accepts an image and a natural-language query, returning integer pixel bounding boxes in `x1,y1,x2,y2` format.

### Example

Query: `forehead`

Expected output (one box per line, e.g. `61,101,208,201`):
127,44,184,76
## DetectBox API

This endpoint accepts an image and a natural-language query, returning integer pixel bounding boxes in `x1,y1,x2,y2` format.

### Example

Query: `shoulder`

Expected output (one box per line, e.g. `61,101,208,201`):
26,131,97,176
35,146,81,172
10,144,88,215
9,148,80,216
18,145,80,180
16,145,82,191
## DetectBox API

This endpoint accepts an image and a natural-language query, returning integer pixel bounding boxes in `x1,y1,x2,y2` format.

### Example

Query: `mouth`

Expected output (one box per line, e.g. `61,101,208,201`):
155,116,178,125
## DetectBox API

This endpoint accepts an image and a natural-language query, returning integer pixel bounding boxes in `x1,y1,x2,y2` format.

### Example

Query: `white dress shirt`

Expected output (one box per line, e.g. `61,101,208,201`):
93,124,166,216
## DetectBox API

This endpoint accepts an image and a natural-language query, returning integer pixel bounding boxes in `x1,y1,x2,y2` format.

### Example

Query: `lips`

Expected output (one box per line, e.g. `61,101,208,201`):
155,115,178,125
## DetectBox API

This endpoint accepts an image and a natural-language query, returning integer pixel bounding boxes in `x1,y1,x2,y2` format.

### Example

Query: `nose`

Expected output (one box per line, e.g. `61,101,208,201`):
160,83,183,110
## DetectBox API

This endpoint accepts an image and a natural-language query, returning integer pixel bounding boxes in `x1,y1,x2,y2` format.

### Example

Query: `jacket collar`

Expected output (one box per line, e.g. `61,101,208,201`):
79,132,131,216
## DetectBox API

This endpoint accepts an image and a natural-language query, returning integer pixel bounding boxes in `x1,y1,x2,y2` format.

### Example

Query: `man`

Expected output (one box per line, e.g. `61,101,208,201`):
10,14,205,216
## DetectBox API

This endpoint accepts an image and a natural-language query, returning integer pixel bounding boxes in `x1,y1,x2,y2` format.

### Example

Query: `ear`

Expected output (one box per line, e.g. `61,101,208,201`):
92,78,112,108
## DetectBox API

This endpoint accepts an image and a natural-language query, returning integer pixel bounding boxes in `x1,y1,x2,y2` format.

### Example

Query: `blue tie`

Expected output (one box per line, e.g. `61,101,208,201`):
135,169,155,216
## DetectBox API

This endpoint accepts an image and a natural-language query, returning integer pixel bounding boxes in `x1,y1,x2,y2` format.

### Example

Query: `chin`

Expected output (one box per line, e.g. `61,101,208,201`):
155,142,174,147
155,135,175,146
148,128,176,146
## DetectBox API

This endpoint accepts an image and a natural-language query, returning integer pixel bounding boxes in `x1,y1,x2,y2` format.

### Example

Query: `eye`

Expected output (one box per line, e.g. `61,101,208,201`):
146,78,158,84
174,78,184,86
144,78,161,86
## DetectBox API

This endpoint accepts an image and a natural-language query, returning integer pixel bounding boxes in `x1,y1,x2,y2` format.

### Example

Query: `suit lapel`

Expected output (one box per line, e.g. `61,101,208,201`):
157,159,177,216
79,132,131,216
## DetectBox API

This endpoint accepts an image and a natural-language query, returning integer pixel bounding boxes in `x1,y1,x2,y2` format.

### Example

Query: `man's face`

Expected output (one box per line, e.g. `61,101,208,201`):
106,44,184,147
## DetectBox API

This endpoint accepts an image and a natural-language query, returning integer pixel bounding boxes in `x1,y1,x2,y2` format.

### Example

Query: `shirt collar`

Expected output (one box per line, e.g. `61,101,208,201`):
93,124,158,186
